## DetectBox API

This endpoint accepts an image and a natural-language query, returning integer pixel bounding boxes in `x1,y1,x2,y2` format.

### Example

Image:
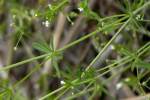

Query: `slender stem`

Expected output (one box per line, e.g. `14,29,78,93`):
137,42,150,54
84,0,150,72
54,88,70,100
66,87,94,100
96,56,130,72
0,53,50,71
38,2,150,99
39,55,134,100
84,18,131,72
133,1,150,14
39,85,66,100
58,29,101,52
0,15,126,71
96,58,133,79
54,0,68,11
103,65,131,84
138,43,150,57
100,14,127,21
0,26,101,71
38,41,150,100
13,63,43,88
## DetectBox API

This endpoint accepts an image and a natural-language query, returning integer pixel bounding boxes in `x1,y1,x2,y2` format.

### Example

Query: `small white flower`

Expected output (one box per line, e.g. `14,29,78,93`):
142,82,146,85
60,80,65,85
71,22,74,25
42,20,50,27
78,7,83,12
45,20,50,27
14,46,17,51
136,15,141,20
71,92,74,95
116,82,123,90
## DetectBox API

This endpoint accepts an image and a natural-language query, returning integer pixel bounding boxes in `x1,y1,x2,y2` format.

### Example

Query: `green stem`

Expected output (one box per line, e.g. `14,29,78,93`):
100,14,127,21
84,18,131,72
56,0,68,10
58,29,101,52
96,56,130,72
54,88,70,100
39,55,134,100
39,85,66,100
13,63,43,88
0,14,127,71
84,0,150,72
66,87,94,100
133,1,150,14
0,53,50,71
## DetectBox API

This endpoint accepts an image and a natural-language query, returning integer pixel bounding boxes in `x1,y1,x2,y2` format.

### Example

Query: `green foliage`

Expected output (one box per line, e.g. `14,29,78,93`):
37,0,68,21
79,0,100,21
33,41,52,53
0,0,150,100
136,59,150,70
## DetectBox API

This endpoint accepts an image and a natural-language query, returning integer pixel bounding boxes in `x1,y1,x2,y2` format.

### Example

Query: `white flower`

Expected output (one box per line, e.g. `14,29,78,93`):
136,14,143,20
116,82,123,90
78,7,83,12
45,20,50,27
42,20,50,27
71,92,74,95
60,80,65,85
14,46,17,51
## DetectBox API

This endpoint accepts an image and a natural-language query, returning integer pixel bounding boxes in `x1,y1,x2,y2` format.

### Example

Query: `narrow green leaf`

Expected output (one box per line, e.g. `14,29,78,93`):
136,59,150,69
33,41,52,53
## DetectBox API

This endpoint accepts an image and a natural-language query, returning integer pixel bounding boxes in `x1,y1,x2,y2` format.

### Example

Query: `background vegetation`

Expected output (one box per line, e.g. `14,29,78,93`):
0,0,150,100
